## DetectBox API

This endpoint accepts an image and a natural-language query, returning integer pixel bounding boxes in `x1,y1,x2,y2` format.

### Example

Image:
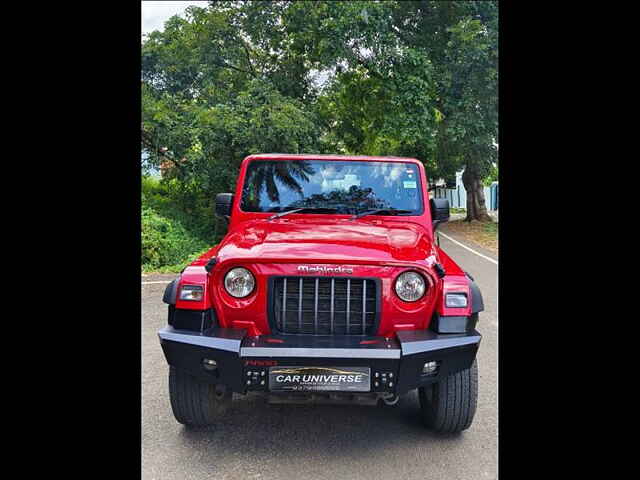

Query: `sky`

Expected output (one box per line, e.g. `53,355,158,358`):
142,1,208,40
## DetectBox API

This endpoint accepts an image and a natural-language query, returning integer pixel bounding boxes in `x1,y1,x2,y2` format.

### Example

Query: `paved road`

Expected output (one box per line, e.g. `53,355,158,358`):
142,233,497,480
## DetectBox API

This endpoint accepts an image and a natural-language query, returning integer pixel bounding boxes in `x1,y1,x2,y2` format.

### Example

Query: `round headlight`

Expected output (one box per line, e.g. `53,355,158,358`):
224,267,256,298
395,271,426,302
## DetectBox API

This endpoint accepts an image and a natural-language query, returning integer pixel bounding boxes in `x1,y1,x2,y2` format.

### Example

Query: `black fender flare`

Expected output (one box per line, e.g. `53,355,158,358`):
465,272,484,314
162,278,180,305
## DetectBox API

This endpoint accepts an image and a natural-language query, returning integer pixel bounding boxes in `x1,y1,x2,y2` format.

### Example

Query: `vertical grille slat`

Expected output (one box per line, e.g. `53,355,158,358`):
314,278,319,333
282,278,287,334
272,276,377,336
362,280,367,335
330,278,335,334
346,278,351,334
298,278,303,332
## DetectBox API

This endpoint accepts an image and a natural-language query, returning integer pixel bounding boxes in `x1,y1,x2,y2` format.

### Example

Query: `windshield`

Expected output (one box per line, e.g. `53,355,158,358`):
240,160,424,215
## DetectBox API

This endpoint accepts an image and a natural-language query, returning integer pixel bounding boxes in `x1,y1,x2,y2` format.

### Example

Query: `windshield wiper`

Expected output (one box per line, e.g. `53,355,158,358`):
268,207,339,220
350,208,413,220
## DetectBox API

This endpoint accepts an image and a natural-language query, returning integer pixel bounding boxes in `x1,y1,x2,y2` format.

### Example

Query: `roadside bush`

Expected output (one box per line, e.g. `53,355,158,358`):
142,176,217,240
142,175,214,272
142,204,209,272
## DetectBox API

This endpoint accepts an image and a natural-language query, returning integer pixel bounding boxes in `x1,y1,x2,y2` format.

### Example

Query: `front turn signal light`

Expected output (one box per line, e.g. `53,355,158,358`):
179,284,204,301
445,293,468,308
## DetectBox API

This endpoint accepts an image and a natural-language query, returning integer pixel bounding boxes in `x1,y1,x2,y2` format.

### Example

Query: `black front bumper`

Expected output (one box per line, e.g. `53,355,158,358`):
158,327,481,396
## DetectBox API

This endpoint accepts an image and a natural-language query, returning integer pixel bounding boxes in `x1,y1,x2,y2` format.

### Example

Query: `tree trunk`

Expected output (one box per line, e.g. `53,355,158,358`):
462,165,492,222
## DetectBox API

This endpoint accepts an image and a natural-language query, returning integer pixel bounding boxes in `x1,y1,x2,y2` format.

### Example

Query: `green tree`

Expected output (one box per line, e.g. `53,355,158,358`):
141,4,327,241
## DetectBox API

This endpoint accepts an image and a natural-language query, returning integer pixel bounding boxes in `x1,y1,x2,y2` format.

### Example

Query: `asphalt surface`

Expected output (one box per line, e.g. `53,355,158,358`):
142,233,498,480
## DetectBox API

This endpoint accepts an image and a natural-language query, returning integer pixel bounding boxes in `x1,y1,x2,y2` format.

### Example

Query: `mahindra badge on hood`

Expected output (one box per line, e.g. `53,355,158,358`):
297,265,353,274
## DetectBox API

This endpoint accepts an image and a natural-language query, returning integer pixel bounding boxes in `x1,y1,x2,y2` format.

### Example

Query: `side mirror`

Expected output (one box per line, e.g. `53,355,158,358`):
430,198,450,231
215,193,234,218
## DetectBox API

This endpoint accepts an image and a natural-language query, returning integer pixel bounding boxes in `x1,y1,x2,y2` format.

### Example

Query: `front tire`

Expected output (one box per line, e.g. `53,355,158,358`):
168,367,231,427
418,359,478,433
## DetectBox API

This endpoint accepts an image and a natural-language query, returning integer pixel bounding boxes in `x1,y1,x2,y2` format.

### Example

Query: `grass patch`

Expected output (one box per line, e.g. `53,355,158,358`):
482,221,498,235
440,219,498,254
450,207,467,214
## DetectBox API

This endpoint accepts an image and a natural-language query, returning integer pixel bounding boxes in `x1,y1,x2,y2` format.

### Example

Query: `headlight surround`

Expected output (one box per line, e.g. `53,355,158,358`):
224,267,256,298
179,284,204,301
445,292,468,308
394,271,426,302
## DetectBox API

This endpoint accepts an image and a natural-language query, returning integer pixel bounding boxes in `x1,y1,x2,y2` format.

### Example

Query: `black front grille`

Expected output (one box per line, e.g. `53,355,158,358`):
271,277,378,335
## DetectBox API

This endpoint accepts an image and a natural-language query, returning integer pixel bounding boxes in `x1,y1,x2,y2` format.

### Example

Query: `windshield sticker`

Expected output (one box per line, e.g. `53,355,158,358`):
403,181,417,189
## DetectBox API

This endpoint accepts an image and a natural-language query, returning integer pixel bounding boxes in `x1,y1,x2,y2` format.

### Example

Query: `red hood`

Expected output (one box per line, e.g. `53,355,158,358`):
213,218,436,266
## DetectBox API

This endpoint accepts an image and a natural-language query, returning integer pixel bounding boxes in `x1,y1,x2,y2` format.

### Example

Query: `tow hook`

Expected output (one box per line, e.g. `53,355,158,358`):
382,394,399,406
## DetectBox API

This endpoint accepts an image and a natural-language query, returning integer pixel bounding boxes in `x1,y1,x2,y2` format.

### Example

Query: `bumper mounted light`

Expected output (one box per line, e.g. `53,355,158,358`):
423,361,439,375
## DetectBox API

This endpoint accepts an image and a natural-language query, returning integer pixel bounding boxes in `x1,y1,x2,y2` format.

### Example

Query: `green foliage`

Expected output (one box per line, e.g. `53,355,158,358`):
313,1,498,180
142,176,212,272
483,163,498,186
141,204,209,273
142,175,215,240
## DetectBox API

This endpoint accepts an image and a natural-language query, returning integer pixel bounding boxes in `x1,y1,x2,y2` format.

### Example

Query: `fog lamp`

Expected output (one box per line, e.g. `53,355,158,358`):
423,361,439,375
179,284,204,301
203,358,217,371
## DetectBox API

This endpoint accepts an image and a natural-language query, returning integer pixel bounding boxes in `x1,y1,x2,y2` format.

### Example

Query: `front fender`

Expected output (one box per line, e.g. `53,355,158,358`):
162,266,213,311
430,272,483,333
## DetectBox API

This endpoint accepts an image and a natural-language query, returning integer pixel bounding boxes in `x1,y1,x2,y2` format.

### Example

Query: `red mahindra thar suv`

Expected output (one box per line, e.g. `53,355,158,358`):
159,154,483,433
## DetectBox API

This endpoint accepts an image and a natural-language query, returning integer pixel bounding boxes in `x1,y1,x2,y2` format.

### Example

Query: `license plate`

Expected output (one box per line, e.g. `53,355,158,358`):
269,366,371,392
